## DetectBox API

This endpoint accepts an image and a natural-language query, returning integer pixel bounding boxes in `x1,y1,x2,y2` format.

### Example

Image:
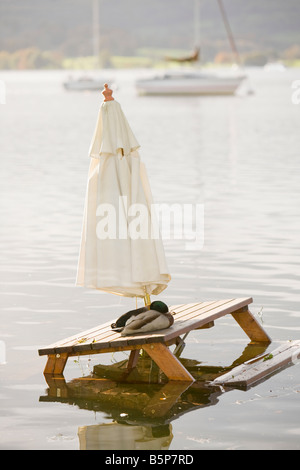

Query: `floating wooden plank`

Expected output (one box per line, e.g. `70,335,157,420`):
212,340,300,389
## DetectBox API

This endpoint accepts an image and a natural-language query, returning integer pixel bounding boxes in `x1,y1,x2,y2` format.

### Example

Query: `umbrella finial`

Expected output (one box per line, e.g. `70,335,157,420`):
102,83,114,102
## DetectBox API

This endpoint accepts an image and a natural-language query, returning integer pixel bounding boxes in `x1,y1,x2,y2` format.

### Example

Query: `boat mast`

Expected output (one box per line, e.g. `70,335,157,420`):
216,0,241,65
194,0,201,51
92,0,101,69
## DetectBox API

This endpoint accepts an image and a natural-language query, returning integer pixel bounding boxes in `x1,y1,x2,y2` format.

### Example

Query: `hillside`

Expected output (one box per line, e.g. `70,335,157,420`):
0,0,299,67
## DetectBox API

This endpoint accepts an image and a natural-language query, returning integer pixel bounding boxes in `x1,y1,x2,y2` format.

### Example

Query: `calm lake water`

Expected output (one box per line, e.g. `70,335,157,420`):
0,67,300,450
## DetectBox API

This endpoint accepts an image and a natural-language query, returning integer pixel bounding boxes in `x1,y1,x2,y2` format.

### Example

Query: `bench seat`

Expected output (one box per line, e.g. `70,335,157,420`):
38,297,271,383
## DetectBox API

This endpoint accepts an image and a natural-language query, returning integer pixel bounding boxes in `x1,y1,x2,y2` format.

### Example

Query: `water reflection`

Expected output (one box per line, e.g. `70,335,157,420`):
40,378,218,450
40,342,269,450
78,423,173,451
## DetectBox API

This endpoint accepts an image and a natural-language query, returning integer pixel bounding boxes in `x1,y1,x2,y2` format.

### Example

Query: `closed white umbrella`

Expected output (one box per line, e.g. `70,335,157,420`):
76,84,171,304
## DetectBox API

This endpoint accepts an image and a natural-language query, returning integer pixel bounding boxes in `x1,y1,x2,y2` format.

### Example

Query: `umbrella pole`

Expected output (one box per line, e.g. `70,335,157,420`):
144,294,151,306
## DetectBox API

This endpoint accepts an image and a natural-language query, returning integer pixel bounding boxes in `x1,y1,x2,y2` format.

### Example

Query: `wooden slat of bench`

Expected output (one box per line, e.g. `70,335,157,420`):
88,312,211,352
92,298,254,351
56,324,130,354
102,301,235,349
70,331,120,353
163,297,253,343
171,299,235,321
138,300,241,345
171,301,218,318
39,297,253,356
39,304,204,355
171,302,203,314
39,320,113,355
40,303,211,355
73,304,214,351
89,325,173,352
73,315,178,352
47,319,165,355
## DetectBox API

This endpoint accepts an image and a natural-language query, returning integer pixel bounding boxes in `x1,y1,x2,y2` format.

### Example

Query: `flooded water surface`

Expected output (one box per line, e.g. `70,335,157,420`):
0,68,300,450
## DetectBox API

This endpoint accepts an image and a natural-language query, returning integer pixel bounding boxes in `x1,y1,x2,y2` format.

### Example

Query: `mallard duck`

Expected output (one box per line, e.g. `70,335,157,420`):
111,301,173,335
121,308,174,336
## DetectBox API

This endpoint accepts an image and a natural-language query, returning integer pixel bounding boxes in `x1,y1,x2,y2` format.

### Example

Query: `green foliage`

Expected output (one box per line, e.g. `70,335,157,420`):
263,354,274,362
0,48,62,70
0,0,299,69
243,52,269,66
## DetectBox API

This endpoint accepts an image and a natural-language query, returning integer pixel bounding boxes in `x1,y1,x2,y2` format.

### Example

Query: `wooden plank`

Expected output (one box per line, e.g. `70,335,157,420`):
68,298,254,354
39,297,273,381
143,343,195,382
72,329,122,353
196,321,215,330
127,350,140,371
38,320,114,355
39,302,201,355
39,297,255,357
212,340,300,389
69,343,143,356
231,306,271,343
58,323,116,351
43,354,57,374
170,302,202,314
49,301,213,352
171,298,252,316
111,298,252,348
171,299,235,321
44,353,68,375
162,298,254,343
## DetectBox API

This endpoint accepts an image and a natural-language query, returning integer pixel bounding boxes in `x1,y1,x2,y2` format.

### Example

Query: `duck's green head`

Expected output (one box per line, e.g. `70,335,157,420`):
150,301,169,313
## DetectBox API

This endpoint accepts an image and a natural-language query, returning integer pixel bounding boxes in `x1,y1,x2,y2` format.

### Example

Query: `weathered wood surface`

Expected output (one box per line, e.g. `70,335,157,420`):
39,297,260,357
92,343,270,384
44,353,68,375
143,343,195,382
212,340,300,389
39,297,271,383
231,306,271,343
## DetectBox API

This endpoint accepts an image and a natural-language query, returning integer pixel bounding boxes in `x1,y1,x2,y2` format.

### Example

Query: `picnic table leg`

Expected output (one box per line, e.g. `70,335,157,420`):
44,353,68,376
44,375,68,398
173,334,188,358
231,306,271,344
127,349,140,371
143,343,194,383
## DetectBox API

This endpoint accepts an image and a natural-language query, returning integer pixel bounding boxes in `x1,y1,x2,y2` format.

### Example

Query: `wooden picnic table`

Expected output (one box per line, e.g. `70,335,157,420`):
38,297,271,383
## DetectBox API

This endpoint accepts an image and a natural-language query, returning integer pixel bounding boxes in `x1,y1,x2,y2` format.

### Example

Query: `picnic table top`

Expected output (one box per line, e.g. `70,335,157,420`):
38,297,253,357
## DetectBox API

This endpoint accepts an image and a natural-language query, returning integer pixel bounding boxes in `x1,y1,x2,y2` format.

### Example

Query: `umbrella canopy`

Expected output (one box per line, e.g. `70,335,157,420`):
76,85,171,300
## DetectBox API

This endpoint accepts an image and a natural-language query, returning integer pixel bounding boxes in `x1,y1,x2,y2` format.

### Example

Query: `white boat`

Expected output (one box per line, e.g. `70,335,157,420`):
136,70,246,96
263,62,287,72
136,0,247,97
63,76,110,91
63,1,112,92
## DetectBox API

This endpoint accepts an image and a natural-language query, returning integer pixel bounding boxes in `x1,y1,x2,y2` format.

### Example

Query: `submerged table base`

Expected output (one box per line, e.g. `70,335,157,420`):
38,297,272,383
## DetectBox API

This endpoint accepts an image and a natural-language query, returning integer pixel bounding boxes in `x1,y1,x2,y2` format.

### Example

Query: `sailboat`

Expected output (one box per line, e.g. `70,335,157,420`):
136,0,246,96
63,0,112,91
135,69,246,96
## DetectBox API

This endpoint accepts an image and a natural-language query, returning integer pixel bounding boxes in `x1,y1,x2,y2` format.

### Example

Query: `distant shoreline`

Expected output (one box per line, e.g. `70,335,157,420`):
1,48,300,71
